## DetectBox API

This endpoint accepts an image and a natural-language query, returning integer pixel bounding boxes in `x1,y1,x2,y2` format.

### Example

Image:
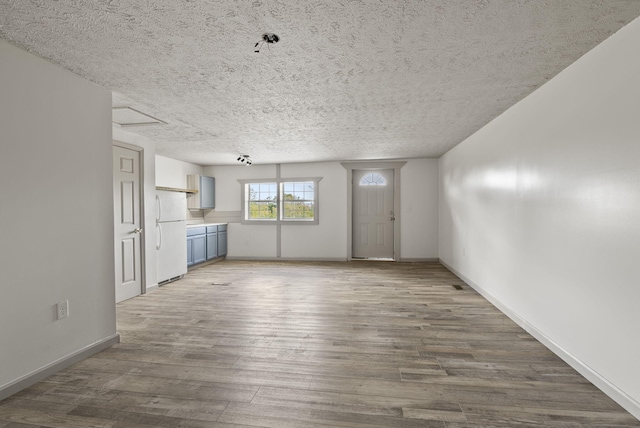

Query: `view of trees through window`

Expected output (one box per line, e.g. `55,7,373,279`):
247,181,315,221
282,181,314,219
248,183,277,219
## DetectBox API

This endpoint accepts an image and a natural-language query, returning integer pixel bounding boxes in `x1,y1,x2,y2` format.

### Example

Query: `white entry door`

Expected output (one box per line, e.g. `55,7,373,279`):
352,169,395,259
113,145,143,302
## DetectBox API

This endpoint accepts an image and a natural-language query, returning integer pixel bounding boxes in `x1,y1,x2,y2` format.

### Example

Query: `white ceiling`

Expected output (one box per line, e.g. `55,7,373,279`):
2,1,640,166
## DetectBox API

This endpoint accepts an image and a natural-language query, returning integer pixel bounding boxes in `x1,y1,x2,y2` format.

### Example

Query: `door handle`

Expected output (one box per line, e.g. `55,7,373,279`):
133,228,143,234
390,210,395,221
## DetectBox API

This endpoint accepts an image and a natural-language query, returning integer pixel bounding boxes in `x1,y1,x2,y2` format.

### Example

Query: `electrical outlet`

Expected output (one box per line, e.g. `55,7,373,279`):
56,300,69,320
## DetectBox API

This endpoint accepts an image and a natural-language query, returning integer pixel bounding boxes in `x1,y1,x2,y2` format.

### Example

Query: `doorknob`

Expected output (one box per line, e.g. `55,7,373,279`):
389,210,395,221
133,228,143,234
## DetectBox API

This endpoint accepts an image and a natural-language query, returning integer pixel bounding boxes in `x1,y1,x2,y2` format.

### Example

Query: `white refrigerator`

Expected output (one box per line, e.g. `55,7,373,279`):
156,190,187,284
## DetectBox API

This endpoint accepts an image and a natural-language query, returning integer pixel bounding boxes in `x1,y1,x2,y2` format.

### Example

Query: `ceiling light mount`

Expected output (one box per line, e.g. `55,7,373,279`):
236,154,252,166
254,32,279,53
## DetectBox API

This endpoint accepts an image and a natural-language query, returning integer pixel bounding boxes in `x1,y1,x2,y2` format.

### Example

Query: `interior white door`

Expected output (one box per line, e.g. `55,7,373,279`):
352,169,395,259
113,145,143,302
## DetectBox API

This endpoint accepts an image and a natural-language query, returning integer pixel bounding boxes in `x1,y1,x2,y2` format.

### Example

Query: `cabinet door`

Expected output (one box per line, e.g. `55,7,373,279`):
192,234,207,264
186,236,194,266
206,232,217,260
217,231,227,256
200,176,215,209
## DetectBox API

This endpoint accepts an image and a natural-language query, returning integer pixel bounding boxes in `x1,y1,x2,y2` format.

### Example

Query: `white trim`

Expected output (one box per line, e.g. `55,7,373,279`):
439,259,640,420
145,283,159,293
276,165,282,257
0,334,120,401
225,256,348,262
341,161,406,261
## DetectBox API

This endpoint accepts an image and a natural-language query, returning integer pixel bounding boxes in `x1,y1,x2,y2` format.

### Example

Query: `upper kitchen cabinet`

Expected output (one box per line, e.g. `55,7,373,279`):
187,175,215,210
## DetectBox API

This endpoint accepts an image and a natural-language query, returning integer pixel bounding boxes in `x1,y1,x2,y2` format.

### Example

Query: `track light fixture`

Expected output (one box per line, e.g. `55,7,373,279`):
236,154,252,166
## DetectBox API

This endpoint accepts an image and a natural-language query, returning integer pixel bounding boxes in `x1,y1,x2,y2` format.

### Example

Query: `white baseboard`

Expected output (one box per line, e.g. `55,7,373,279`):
439,259,640,420
225,256,348,262
144,283,159,293
225,257,440,263
0,333,120,401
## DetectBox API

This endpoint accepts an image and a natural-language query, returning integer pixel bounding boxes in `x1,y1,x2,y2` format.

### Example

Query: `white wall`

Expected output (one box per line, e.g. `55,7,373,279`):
280,162,347,259
203,160,439,261
401,158,439,260
155,155,205,225
156,154,203,189
0,40,117,392
203,164,280,259
439,17,640,417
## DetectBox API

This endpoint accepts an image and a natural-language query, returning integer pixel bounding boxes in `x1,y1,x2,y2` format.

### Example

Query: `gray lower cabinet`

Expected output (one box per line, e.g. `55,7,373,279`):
188,224,227,267
187,226,206,266
206,226,217,260
217,225,227,257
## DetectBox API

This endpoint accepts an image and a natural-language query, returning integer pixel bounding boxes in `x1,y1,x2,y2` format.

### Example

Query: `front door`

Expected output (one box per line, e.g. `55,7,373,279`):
352,169,395,259
113,145,143,302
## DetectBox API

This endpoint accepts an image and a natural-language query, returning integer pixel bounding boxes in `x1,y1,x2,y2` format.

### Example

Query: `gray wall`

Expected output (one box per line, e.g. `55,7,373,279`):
439,17,640,417
0,40,117,392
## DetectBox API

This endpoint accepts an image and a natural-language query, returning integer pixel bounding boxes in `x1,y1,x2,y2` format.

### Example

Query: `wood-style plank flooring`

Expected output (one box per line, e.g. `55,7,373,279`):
1,261,638,427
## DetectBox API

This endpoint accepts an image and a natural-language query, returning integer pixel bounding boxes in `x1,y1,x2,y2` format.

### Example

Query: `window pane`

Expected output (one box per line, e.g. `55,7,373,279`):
359,173,386,186
283,180,314,219
249,182,277,201
249,201,277,219
249,184,260,200
283,201,314,220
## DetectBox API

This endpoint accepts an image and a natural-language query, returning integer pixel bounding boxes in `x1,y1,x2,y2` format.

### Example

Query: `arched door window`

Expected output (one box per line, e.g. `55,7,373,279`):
359,172,387,186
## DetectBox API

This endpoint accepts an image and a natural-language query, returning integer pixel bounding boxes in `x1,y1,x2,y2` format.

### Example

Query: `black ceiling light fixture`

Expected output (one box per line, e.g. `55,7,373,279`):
254,32,279,53
237,154,252,166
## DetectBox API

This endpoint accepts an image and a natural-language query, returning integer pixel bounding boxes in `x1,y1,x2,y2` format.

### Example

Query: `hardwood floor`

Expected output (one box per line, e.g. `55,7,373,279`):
1,260,638,427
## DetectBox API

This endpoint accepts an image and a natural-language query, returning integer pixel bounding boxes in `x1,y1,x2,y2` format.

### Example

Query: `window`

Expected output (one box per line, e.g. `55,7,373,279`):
282,181,315,220
248,182,277,219
359,172,387,186
240,177,321,224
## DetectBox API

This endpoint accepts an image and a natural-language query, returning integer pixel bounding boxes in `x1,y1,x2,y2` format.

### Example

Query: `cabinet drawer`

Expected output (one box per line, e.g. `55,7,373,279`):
187,226,206,236
206,225,217,233
217,224,227,232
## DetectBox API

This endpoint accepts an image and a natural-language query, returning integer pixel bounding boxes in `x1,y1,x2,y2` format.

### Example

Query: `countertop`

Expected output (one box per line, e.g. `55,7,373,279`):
187,223,227,228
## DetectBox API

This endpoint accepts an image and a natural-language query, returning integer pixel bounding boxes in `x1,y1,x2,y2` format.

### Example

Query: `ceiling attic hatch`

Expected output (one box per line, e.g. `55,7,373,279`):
112,107,167,127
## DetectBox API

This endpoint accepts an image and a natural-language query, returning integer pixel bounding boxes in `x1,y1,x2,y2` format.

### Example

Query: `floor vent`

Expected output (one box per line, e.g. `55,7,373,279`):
451,284,463,290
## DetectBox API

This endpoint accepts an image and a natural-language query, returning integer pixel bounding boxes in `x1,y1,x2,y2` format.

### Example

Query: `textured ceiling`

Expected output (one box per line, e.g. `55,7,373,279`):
2,1,640,166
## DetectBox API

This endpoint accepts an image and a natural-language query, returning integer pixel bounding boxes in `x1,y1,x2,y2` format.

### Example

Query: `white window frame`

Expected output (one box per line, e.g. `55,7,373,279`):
239,177,322,225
